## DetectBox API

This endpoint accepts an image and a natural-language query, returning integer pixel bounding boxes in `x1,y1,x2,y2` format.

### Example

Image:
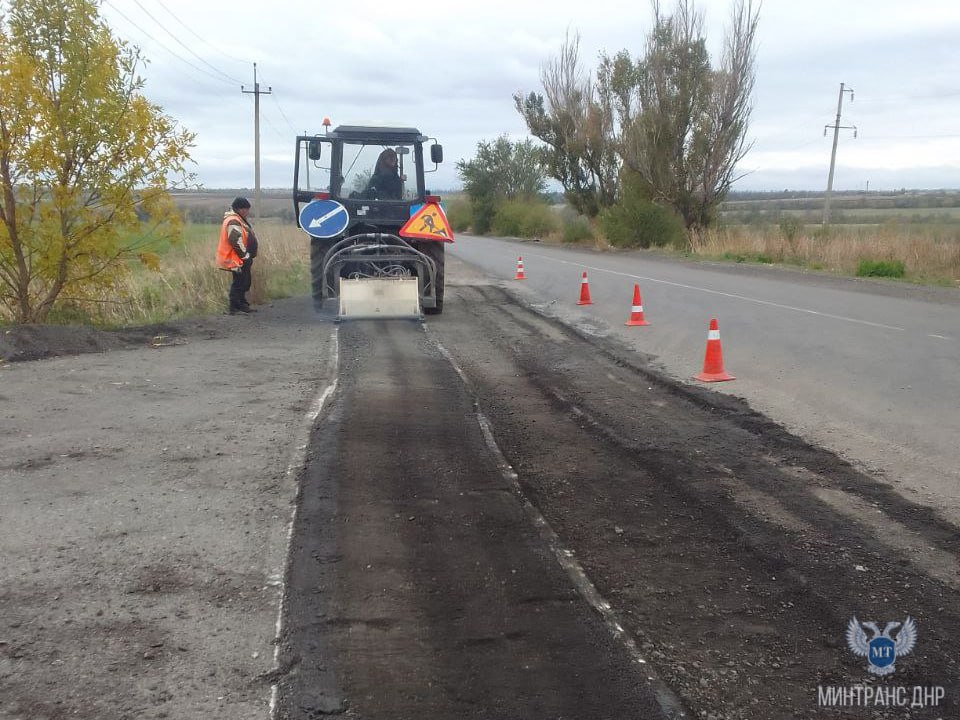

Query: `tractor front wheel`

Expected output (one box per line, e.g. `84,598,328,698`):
310,239,327,311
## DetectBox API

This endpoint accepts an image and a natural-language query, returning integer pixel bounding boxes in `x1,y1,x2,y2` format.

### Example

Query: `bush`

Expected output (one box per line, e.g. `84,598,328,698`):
857,259,905,278
598,171,686,248
778,215,804,242
491,200,557,238
444,196,473,233
562,214,594,243
599,198,686,249
470,196,498,234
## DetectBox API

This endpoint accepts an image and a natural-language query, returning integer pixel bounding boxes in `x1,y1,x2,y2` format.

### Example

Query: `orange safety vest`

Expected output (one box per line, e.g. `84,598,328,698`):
216,212,247,271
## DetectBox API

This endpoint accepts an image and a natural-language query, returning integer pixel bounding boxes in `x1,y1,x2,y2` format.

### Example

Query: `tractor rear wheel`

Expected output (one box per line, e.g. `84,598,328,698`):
421,242,444,315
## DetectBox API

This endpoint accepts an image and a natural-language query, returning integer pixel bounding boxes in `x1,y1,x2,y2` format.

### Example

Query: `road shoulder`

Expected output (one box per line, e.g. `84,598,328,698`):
0,297,336,720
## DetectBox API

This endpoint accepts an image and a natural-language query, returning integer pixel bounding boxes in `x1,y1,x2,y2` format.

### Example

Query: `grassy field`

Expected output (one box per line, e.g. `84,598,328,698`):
82,218,310,326
701,190,960,285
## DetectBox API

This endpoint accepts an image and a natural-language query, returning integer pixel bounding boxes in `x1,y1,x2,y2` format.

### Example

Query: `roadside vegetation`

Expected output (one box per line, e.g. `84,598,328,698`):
0,0,193,324
2,0,956,328
447,189,960,286
451,0,959,287
46,220,309,327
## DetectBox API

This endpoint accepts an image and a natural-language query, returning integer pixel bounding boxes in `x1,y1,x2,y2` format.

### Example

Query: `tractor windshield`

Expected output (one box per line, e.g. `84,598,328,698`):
342,142,418,201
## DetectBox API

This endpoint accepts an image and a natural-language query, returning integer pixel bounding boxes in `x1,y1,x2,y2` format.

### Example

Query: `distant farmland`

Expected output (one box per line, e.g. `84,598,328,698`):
170,189,295,223
719,189,960,227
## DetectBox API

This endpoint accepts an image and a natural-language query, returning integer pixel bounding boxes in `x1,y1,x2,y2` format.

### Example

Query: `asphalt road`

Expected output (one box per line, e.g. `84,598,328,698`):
274,320,674,720
273,262,959,719
449,235,960,524
3,253,959,720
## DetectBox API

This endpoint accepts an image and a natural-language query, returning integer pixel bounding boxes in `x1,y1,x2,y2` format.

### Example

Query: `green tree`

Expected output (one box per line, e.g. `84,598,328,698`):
514,32,620,217
456,135,547,233
0,0,194,323
611,0,759,238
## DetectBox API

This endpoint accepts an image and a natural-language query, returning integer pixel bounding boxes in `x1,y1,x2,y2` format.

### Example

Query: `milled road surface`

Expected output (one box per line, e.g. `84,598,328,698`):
277,263,959,719
449,235,960,527
3,256,959,719
275,320,671,719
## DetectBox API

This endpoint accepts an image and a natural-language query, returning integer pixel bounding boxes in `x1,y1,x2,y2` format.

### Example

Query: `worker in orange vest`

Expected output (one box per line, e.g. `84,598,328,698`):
217,197,259,314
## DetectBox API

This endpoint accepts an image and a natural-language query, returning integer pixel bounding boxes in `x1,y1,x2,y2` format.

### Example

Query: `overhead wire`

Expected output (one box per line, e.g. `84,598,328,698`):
102,0,233,90
129,0,243,86
256,69,300,135
153,0,252,67
102,2,300,184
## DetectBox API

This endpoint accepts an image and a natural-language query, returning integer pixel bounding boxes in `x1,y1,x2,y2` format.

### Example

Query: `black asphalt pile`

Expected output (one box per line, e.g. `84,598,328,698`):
276,320,670,719
422,284,959,720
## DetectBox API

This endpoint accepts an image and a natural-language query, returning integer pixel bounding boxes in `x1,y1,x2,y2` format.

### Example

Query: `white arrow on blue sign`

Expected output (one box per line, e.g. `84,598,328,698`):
298,199,350,238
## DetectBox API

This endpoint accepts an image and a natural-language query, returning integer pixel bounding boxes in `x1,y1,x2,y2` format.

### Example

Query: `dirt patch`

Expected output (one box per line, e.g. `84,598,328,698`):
0,316,233,363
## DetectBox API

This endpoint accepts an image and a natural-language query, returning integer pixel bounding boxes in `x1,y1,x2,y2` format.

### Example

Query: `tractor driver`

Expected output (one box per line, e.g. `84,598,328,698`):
365,148,403,200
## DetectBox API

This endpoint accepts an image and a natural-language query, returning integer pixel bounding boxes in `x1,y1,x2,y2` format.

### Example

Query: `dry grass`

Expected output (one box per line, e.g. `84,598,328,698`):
692,224,960,284
80,221,309,326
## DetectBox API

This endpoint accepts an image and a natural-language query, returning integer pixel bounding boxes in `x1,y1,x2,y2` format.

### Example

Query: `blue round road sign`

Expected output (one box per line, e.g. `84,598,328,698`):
299,199,349,238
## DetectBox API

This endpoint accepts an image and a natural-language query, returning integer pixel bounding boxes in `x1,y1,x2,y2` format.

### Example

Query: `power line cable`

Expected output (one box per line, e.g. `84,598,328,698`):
256,70,298,134
259,112,288,143
128,0,242,85
154,0,252,67
103,0,232,88
856,133,960,141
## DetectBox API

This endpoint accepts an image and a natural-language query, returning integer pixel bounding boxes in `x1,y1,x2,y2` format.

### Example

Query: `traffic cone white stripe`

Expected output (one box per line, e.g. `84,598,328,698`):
708,330,721,340
577,271,592,305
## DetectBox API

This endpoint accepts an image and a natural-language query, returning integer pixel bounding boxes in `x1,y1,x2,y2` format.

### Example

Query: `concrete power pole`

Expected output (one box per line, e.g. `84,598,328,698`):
822,82,856,226
241,63,272,220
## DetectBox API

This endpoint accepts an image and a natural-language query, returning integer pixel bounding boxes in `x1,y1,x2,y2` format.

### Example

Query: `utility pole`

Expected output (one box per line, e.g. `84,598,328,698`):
822,82,856,225
241,63,272,220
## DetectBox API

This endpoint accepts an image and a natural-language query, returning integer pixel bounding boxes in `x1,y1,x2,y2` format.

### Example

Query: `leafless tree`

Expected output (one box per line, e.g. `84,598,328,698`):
515,32,619,217
613,0,760,238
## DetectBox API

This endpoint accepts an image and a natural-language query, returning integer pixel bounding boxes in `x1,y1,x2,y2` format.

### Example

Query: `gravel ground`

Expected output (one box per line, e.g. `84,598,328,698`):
1,297,336,720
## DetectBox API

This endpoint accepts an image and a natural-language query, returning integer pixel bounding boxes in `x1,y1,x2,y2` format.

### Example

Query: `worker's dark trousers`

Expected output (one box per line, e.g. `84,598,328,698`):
228,261,252,309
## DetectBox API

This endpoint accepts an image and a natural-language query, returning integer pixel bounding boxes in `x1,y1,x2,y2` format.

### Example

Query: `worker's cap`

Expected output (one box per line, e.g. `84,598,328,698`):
231,196,251,211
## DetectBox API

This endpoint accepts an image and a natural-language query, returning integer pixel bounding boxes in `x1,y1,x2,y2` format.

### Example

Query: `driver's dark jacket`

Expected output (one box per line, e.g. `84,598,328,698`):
366,171,402,199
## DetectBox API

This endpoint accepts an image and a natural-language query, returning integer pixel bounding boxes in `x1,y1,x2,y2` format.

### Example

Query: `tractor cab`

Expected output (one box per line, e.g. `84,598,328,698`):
293,125,449,319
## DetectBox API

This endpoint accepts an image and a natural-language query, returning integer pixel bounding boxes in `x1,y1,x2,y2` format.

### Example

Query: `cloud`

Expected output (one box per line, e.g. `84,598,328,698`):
99,0,960,192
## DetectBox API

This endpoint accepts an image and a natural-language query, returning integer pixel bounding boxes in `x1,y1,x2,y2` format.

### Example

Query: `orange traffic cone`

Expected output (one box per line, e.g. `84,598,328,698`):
577,271,592,305
694,318,735,382
625,284,650,326
514,256,526,280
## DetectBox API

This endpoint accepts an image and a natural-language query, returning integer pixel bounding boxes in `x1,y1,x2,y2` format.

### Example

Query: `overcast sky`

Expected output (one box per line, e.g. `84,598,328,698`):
99,0,960,193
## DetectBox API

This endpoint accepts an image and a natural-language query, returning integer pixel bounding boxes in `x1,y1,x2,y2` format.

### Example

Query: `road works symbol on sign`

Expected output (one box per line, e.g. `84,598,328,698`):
299,199,349,238
399,202,453,241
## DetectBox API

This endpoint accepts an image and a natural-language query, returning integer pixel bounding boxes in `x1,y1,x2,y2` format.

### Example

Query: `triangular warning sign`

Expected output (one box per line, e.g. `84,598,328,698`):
399,202,454,242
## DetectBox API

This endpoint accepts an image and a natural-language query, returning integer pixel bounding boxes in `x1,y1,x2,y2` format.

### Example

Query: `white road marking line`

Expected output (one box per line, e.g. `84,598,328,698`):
929,334,952,341
269,328,339,719
522,251,907,332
